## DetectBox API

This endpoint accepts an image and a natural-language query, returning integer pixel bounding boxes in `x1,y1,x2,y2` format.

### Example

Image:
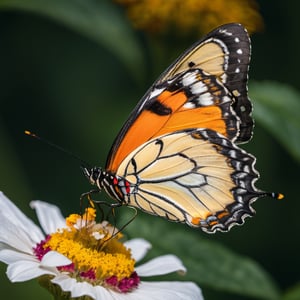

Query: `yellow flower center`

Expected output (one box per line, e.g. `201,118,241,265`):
43,208,135,283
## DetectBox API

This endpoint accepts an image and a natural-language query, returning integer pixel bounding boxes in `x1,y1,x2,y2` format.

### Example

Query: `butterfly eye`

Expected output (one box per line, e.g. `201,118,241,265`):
91,167,102,182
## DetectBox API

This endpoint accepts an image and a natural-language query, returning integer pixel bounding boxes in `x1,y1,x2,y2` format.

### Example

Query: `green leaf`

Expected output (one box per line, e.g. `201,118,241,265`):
283,283,300,300
249,81,300,162
125,215,280,299
0,0,144,82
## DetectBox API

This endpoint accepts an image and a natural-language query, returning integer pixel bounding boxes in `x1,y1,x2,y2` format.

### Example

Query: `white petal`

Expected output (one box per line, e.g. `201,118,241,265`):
124,238,151,262
71,281,112,299
0,192,44,244
0,214,37,253
70,281,97,297
0,248,37,264
30,200,66,234
51,275,113,299
41,251,72,267
7,260,58,282
128,281,203,300
136,255,186,277
51,274,75,290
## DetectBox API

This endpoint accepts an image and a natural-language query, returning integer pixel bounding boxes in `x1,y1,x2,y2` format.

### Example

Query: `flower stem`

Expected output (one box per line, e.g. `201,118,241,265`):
38,275,71,300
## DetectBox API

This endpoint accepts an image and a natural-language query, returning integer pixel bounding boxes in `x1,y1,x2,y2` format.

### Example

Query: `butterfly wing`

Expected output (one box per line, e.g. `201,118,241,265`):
116,129,262,233
106,23,252,172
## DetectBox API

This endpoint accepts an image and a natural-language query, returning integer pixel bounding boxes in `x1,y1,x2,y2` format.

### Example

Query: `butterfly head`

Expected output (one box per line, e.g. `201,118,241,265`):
81,166,127,203
81,166,103,187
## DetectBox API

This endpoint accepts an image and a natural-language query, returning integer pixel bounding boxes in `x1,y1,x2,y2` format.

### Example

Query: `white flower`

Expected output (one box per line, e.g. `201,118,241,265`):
0,192,203,300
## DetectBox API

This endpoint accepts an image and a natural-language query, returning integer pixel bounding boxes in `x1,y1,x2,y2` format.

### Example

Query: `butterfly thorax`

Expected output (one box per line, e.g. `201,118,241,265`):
82,166,131,203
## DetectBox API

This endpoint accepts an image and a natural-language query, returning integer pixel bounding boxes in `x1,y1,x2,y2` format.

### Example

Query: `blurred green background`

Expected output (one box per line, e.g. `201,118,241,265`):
0,1,299,299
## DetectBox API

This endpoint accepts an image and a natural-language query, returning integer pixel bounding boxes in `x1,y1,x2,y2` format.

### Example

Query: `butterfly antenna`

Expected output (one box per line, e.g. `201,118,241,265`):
24,130,91,169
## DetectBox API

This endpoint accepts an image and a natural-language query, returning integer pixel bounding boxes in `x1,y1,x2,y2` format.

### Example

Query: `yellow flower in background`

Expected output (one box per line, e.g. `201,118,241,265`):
115,0,263,35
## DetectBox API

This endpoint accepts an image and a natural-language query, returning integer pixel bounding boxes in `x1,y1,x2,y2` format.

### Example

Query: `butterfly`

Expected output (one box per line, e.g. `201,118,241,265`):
82,23,283,233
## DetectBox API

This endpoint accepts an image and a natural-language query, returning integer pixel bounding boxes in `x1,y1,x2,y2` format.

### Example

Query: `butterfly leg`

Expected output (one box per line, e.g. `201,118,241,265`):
102,206,138,245
80,188,100,208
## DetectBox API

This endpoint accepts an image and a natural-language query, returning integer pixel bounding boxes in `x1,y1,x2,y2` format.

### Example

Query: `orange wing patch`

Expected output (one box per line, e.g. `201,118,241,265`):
158,106,225,136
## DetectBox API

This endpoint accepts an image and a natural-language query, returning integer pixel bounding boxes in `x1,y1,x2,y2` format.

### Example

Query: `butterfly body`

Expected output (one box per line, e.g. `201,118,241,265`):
83,23,282,233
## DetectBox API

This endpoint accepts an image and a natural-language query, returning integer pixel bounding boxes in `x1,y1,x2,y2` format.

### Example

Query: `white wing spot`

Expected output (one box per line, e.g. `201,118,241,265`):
235,161,242,171
239,181,246,189
222,95,232,103
237,49,243,55
197,93,214,106
191,81,208,95
183,102,196,109
219,29,233,36
182,72,197,86
229,150,237,159
243,165,250,173
221,73,227,82
235,67,240,73
237,195,243,203
235,37,240,43
150,87,165,98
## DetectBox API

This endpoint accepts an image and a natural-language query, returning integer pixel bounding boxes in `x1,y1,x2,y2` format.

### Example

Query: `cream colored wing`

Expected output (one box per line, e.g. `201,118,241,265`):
116,128,264,233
